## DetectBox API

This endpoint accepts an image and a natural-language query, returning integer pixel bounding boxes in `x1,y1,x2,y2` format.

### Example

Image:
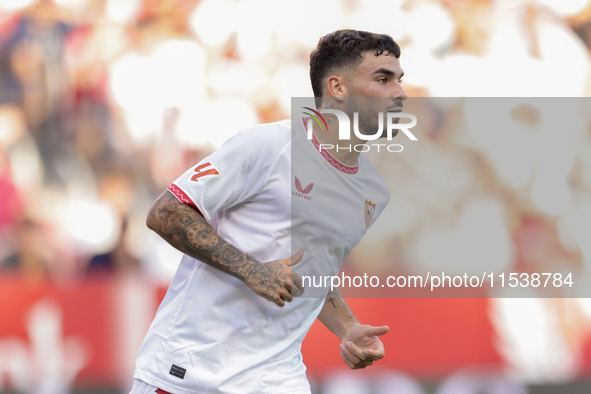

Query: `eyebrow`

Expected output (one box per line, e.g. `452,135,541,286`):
371,68,404,78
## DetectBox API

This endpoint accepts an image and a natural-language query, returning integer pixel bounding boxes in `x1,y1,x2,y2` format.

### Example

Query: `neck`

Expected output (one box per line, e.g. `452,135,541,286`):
311,114,366,167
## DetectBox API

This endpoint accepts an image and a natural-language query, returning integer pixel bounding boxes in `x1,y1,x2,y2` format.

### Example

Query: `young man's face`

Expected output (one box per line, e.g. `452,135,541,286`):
348,51,407,101
345,51,407,135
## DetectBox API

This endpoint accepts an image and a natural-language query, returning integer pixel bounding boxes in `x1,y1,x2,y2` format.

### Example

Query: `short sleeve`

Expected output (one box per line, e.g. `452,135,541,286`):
167,125,286,222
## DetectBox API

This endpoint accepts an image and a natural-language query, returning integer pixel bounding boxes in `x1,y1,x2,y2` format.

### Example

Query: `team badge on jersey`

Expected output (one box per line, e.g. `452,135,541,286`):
364,199,376,229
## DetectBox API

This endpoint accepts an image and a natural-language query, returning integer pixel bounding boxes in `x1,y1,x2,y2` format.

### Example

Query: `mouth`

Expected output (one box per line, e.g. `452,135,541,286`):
387,107,403,112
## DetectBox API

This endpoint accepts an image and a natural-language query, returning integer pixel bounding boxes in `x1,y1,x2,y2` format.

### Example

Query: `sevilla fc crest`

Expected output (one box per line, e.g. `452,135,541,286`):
364,199,376,229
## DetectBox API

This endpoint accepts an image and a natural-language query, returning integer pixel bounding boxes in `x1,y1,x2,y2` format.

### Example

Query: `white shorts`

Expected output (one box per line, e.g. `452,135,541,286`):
128,378,310,394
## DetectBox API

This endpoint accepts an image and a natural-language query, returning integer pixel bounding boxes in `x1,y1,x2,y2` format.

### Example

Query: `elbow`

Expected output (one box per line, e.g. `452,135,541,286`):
146,197,166,233
146,204,158,232
145,189,199,236
145,190,182,235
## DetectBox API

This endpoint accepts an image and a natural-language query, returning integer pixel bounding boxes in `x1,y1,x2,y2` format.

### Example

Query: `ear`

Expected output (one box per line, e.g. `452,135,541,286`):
325,74,348,101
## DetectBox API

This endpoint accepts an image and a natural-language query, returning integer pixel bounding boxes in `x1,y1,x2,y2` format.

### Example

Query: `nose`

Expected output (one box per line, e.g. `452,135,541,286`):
392,82,407,101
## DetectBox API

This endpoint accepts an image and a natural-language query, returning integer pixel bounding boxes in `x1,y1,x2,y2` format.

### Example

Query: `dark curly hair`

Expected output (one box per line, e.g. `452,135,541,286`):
310,30,401,107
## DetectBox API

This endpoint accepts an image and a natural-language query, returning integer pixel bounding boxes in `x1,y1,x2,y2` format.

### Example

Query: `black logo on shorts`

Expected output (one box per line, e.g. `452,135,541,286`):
169,364,186,379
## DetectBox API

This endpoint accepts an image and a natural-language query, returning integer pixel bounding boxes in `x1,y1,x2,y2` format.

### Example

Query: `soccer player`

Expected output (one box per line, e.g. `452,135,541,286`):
131,30,407,394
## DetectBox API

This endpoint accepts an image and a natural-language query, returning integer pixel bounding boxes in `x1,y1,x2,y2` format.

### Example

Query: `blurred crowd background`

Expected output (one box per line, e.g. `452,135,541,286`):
2,0,591,393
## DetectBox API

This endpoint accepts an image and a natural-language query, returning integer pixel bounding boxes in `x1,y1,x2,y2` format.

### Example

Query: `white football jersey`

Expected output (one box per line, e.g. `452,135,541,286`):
133,119,389,394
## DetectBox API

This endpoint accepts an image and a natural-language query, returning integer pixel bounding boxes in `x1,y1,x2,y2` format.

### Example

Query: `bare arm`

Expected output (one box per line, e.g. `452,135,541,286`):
147,190,303,306
318,287,389,369
317,288,359,341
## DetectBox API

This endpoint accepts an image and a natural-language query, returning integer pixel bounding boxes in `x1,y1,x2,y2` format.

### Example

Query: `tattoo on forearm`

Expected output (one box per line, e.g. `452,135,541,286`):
326,289,339,307
149,192,259,283
185,223,218,250
327,297,336,308
325,289,357,322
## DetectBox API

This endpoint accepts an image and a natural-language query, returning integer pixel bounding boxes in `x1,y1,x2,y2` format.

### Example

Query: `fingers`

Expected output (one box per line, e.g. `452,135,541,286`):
344,341,368,361
267,287,294,307
362,348,385,360
286,248,305,297
286,247,304,267
270,294,285,307
339,343,375,369
258,248,305,307
364,325,390,337
345,341,385,361
291,271,305,297
281,289,293,303
340,343,360,367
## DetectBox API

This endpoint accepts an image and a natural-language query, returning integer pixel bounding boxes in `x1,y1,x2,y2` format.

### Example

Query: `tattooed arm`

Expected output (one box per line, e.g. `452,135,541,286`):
317,287,389,369
317,288,359,341
146,190,304,307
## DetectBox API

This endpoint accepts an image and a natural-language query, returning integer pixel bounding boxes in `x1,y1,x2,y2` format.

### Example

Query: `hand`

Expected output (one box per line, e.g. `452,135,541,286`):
339,324,389,369
244,247,305,307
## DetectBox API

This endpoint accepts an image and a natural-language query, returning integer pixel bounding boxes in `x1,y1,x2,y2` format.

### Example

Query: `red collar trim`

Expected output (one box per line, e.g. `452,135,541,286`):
303,117,359,175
